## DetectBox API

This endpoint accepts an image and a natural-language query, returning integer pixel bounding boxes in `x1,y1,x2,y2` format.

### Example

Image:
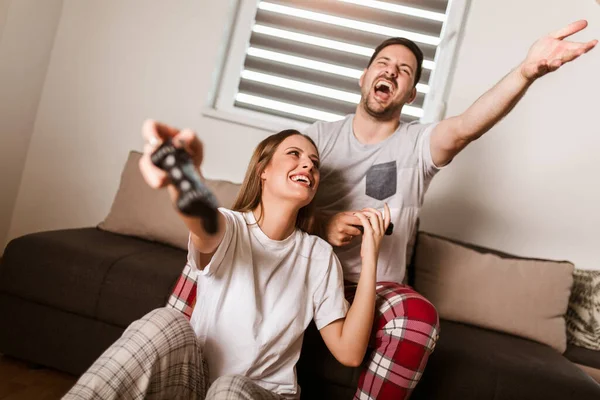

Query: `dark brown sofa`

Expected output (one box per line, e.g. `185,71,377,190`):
1,227,599,399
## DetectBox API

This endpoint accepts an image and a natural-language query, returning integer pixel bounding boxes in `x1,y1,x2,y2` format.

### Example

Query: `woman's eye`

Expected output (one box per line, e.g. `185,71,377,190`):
288,150,299,156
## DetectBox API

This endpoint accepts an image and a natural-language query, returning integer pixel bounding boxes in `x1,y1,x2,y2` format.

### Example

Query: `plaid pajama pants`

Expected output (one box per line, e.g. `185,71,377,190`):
167,269,440,400
63,308,284,400
345,282,439,400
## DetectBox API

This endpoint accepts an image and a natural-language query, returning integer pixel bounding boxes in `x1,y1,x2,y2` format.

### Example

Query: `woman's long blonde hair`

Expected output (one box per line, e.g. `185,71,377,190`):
231,129,318,232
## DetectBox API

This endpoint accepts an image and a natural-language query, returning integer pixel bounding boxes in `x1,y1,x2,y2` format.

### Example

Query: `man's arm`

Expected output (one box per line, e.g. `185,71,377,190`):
430,20,597,167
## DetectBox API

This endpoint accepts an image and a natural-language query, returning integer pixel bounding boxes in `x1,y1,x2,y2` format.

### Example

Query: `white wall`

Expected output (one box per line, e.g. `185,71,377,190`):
0,1,11,42
5,0,600,269
0,0,63,249
7,0,269,244
420,0,600,269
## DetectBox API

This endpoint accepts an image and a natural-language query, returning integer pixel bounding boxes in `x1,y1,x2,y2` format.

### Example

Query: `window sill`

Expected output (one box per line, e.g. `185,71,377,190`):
202,107,310,134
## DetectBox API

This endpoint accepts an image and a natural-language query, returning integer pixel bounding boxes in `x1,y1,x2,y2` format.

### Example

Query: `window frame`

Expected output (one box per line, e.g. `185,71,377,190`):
205,0,470,132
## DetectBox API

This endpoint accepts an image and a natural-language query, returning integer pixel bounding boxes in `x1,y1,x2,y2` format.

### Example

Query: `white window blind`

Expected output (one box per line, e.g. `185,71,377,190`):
214,0,463,128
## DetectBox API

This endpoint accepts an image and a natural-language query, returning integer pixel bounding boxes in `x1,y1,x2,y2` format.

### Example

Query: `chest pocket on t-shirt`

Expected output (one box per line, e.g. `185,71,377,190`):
365,161,397,200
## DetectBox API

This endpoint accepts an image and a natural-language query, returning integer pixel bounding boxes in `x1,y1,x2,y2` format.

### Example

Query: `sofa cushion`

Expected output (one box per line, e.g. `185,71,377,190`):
413,232,574,353
98,151,241,250
412,320,600,400
0,228,186,326
566,269,600,351
95,244,188,327
297,319,600,400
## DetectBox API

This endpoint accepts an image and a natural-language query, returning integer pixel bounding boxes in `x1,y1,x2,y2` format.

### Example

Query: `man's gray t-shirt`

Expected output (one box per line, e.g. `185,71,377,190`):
304,114,440,283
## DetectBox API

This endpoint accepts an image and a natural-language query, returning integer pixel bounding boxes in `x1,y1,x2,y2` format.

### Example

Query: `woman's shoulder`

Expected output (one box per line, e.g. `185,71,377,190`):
296,230,335,261
217,208,247,223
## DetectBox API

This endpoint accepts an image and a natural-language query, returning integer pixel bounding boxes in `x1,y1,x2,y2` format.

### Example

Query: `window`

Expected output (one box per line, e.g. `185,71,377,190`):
208,0,469,131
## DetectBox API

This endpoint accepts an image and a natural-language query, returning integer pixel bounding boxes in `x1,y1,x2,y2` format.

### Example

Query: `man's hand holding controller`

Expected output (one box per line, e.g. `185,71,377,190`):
323,205,393,247
139,120,219,234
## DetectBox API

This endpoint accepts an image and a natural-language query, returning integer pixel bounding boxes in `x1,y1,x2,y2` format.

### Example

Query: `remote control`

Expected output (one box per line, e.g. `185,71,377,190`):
150,139,219,234
351,207,394,235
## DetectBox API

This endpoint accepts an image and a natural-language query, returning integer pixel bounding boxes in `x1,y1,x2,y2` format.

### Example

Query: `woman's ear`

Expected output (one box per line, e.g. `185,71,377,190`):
261,167,268,182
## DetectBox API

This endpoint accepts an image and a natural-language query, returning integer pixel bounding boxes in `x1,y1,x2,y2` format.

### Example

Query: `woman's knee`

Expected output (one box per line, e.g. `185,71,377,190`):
206,375,251,398
126,307,197,350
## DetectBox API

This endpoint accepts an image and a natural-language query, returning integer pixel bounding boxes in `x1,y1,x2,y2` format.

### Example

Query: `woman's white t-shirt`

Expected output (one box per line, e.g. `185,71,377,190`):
188,208,349,398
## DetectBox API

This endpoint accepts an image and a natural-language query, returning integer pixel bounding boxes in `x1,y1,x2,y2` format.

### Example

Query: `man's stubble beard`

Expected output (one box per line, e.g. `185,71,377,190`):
361,94,403,121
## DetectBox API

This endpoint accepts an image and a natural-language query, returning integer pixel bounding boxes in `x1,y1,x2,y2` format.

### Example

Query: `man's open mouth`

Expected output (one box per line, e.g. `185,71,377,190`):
373,79,394,101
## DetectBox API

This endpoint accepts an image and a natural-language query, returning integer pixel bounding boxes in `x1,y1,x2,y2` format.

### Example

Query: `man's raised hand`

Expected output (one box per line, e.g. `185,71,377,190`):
520,20,597,81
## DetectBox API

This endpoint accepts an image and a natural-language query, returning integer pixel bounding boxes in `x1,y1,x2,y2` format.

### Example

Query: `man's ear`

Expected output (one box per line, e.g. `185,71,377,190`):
359,69,366,88
407,86,417,104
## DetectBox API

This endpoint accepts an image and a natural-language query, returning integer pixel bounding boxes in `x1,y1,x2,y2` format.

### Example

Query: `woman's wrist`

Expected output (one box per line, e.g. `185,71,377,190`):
360,256,377,272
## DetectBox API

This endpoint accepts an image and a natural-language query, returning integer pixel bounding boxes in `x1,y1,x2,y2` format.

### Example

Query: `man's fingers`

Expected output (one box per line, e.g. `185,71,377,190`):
340,212,361,226
566,40,598,54
550,19,588,40
339,236,354,246
341,225,363,237
585,39,598,52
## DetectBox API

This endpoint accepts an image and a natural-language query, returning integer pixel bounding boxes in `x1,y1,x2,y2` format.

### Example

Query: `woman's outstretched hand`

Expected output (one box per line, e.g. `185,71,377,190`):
139,119,204,189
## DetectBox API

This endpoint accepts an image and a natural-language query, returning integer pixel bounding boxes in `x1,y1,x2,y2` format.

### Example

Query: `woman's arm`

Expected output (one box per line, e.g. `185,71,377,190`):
139,119,226,265
171,188,226,259
318,204,390,367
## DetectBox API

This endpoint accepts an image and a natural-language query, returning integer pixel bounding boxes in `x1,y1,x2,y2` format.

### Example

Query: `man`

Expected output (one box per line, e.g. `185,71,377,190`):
166,20,597,399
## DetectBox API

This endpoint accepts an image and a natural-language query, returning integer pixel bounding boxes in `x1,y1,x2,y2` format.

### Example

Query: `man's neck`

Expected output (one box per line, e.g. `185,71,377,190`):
253,198,298,241
353,105,401,145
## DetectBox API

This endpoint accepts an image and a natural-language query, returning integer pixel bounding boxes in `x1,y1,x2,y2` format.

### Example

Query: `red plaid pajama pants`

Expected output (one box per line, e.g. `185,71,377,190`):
167,269,439,400
345,281,439,400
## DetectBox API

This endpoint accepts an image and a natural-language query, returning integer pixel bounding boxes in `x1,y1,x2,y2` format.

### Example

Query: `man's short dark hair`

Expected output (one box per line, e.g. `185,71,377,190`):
367,37,424,87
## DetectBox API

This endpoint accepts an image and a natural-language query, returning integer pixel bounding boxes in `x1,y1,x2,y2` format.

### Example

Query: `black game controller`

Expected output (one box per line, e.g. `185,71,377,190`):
151,139,219,234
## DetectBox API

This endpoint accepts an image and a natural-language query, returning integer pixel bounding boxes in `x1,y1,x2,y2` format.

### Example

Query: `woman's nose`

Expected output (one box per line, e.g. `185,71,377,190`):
301,159,314,170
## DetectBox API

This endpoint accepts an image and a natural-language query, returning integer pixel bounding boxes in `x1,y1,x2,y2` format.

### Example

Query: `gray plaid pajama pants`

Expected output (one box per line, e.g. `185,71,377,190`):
63,308,286,400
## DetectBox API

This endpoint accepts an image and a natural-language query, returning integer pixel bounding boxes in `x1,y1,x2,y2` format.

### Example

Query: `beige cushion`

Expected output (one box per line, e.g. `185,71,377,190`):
98,151,241,250
414,232,574,353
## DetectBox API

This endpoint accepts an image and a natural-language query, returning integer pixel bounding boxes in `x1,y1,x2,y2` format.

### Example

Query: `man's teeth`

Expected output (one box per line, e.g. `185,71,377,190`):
375,81,393,91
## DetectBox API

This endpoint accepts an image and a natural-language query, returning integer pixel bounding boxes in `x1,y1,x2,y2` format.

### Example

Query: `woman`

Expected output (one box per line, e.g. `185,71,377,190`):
63,121,390,400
